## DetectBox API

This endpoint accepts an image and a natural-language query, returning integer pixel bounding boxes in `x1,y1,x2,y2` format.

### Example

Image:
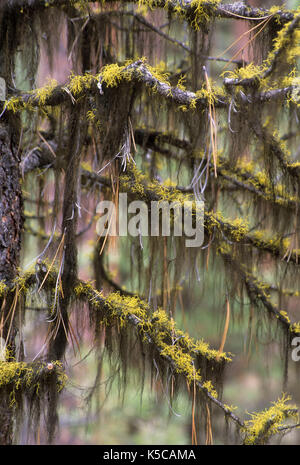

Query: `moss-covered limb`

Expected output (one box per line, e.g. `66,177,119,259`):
12,265,230,364
3,0,296,24
252,125,300,184
94,60,295,109
72,279,246,428
215,2,294,23
211,216,299,265
81,168,111,190
134,131,298,211
117,164,300,264
5,59,228,113
244,275,298,333
224,12,300,89
0,263,57,297
135,128,192,152
4,61,295,117
21,128,299,214
100,164,298,265
256,86,297,103
95,257,137,298
0,360,67,392
277,422,300,432
217,171,297,211
260,13,300,80
134,128,296,199
16,264,242,427
268,284,300,298
215,159,298,211
242,394,298,445
219,250,300,335
0,359,67,443
27,130,282,209
74,280,231,364
177,164,297,210
5,84,70,111
78,277,300,433
9,270,298,437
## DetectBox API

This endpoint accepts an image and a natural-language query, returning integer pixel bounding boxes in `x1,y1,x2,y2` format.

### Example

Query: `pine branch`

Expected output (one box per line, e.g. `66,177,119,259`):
252,124,300,183
4,61,296,116
117,165,300,265
3,0,295,24
134,129,298,211
13,266,244,428
0,360,67,391
219,250,300,335
72,279,244,427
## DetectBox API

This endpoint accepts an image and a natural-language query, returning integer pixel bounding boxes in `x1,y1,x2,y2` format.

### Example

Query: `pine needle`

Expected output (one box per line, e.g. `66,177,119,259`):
218,297,230,355
205,403,213,445
192,374,198,445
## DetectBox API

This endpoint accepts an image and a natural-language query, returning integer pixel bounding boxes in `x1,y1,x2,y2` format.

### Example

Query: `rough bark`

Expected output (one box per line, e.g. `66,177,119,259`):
0,117,23,445
0,121,22,284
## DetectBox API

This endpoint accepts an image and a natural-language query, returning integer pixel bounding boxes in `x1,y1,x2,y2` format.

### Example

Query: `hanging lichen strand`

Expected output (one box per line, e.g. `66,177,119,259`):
0,0,300,445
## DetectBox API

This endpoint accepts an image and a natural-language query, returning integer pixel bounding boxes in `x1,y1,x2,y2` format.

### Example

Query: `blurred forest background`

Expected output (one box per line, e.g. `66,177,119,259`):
6,0,300,445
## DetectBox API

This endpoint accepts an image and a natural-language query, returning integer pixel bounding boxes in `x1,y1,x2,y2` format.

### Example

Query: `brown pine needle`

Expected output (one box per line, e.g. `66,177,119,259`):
99,210,115,255
218,297,230,355
37,130,57,158
192,374,198,445
5,286,19,346
204,67,218,178
128,116,137,153
0,297,6,342
206,239,211,271
246,305,255,363
216,22,262,60
109,174,119,252
222,14,274,71
205,403,213,445
163,237,168,309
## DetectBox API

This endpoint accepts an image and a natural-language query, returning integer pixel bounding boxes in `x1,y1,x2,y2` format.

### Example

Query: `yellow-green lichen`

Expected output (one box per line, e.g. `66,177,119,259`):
243,394,298,445
99,61,135,88
68,72,96,96
202,380,218,398
190,0,222,29
160,343,202,383
222,63,263,83
35,78,58,105
291,322,300,334
0,361,67,406
0,281,8,297
279,310,291,323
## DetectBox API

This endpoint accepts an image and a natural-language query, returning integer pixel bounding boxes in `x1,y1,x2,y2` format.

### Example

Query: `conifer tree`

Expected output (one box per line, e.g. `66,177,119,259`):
0,0,300,445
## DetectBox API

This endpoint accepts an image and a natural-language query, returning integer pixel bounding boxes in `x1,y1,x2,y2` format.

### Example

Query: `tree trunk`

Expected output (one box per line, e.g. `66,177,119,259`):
0,117,23,444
